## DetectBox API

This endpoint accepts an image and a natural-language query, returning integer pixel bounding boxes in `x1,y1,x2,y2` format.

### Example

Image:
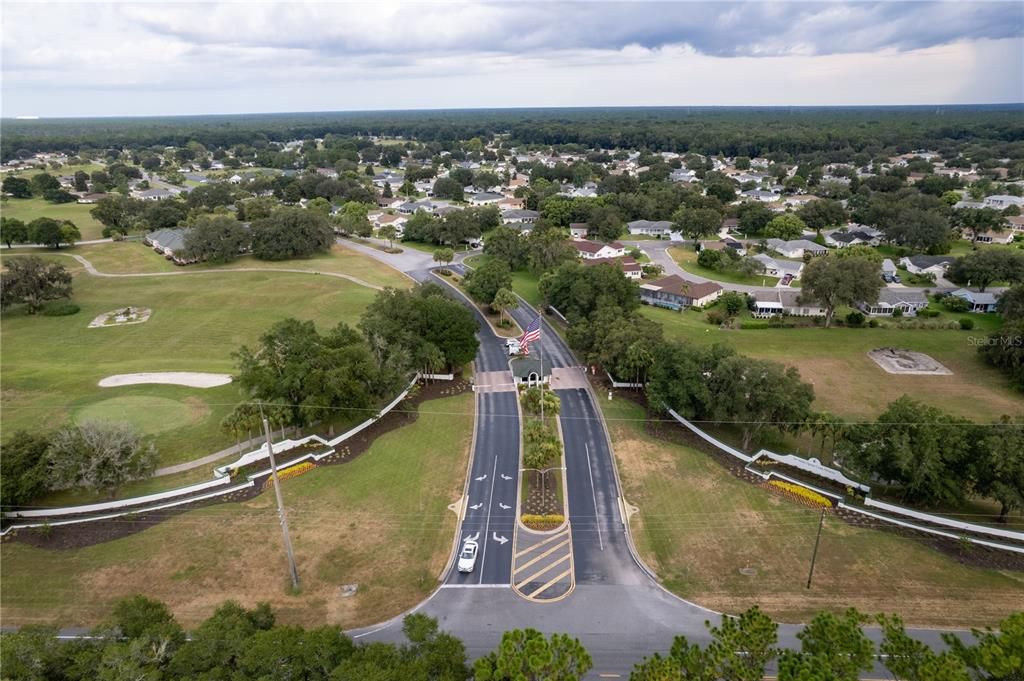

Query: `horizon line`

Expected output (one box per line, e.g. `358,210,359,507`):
3,102,1024,122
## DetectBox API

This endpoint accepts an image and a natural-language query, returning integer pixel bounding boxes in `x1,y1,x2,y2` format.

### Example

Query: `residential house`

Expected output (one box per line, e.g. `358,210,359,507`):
469,191,504,205
627,220,674,237
136,188,176,201
496,197,525,211
76,192,111,204
751,253,804,279
144,228,195,265
782,194,817,207
583,256,643,280
950,289,999,313
765,238,827,258
741,189,781,203
983,195,1024,210
953,199,986,210
1006,215,1024,233
963,229,1014,245
510,357,551,387
900,255,955,277
639,275,723,310
721,217,740,233
670,168,698,183
503,221,535,235
372,213,408,236
824,229,880,248
859,289,929,316
501,209,539,225
572,239,626,260
569,223,590,240
751,290,826,318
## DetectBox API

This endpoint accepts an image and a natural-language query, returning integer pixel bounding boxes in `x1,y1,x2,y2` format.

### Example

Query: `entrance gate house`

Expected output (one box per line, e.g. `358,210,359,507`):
510,357,551,388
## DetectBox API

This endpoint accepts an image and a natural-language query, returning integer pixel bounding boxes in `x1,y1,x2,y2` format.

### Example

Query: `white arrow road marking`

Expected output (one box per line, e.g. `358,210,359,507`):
475,474,487,481
492,532,509,545
501,474,512,480
469,502,483,510
466,532,479,542
498,502,511,510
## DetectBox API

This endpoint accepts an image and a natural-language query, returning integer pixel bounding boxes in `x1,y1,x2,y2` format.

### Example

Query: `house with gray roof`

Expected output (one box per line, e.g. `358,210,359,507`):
751,253,804,279
136,188,176,201
510,357,551,387
950,288,999,313
859,289,929,316
751,289,826,318
144,228,195,265
469,191,503,205
900,255,956,277
627,220,674,237
502,209,539,224
765,238,827,258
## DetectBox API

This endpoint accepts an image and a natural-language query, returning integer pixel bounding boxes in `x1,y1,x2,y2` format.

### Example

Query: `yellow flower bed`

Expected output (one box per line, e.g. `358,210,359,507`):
521,513,565,529
767,480,833,509
263,461,317,490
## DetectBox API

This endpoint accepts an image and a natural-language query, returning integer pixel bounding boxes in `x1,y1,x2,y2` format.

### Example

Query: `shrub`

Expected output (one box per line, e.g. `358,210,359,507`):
740,320,770,329
521,514,565,530
706,309,726,325
959,317,975,330
868,318,879,328
40,300,80,316
920,308,941,318
891,308,903,318
697,248,723,270
845,311,865,327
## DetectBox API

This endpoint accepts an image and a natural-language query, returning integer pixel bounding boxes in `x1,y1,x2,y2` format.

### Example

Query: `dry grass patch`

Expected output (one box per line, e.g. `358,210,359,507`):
605,398,1024,628
0,391,474,629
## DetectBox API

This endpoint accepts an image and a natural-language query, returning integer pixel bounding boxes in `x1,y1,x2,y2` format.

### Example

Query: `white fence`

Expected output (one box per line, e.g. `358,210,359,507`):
4,374,423,528
840,503,1024,555
5,476,234,519
0,481,256,536
605,371,644,389
864,497,1024,542
665,404,1024,552
666,408,753,462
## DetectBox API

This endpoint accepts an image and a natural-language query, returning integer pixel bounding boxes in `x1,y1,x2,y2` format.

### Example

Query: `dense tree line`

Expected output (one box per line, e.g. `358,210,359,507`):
2,596,1020,681
5,106,1023,165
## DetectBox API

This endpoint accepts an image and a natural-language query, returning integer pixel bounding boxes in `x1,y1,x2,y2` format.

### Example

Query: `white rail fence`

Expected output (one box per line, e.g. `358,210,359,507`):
2,374,425,533
664,407,1024,552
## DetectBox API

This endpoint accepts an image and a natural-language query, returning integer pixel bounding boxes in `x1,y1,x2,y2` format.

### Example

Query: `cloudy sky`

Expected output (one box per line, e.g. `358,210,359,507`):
2,1,1022,117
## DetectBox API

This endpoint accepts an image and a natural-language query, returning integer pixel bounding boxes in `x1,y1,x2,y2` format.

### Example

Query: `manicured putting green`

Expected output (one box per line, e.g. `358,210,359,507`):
74,395,202,435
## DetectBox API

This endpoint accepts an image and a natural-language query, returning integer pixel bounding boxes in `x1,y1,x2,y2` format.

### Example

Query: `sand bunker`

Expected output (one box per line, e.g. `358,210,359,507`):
868,348,952,376
98,372,233,388
88,306,152,328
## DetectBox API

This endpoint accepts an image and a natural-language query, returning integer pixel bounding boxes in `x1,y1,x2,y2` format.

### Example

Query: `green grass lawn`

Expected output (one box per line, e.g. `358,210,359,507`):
603,398,1024,627
668,246,780,287
642,304,1019,422
1,197,107,241
10,163,106,179
54,242,411,289
1,259,382,467
0,391,475,630
464,254,543,307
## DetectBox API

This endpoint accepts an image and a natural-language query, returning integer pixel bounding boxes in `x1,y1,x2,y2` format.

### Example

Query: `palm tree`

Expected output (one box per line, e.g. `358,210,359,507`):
491,287,518,326
623,342,654,388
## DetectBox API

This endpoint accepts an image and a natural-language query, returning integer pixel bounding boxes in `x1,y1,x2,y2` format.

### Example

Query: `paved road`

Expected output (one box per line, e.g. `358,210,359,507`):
338,238,974,677
338,239,523,586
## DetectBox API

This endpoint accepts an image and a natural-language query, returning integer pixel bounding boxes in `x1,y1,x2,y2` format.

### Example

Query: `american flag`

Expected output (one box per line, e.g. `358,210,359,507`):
518,316,541,354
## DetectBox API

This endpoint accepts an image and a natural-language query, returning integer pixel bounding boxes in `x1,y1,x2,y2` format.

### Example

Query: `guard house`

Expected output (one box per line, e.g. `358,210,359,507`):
510,357,552,387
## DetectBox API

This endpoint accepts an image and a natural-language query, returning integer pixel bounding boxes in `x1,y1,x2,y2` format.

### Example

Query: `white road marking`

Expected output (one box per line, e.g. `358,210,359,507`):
478,456,499,583
585,442,604,551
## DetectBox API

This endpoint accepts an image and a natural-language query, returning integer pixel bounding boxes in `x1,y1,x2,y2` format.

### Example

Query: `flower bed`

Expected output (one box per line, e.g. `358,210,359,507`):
262,461,317,490
521,513,565,531
766,480,833,509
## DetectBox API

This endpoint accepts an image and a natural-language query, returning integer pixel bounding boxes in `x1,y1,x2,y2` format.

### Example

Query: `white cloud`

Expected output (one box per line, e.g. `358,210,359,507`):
1,1,1021,116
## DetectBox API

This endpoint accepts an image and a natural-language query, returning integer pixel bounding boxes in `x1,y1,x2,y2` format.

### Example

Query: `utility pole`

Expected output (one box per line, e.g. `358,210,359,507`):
261,406,300,591
805,507,826,590
539,313,545,425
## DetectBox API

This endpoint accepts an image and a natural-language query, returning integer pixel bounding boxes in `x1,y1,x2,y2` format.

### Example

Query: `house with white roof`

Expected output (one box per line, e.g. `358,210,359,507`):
627,220,674,237
751,253,804,279
765,239,827,258
751,290,825,318
571,239,626,260
859,289,929,317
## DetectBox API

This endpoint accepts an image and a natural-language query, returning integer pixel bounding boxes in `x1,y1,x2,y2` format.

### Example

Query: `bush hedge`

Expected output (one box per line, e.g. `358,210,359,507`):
40,300,80,316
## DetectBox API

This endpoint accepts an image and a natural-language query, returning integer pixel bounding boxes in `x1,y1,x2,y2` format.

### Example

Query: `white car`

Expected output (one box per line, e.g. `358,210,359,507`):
457,537,479,573
506,338,522,356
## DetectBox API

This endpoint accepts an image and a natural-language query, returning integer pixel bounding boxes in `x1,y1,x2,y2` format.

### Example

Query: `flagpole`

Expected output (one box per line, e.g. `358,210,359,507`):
539,312,544,425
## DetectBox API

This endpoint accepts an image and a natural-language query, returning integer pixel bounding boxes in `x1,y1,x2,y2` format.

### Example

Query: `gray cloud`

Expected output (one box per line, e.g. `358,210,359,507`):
119,2,1024,58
